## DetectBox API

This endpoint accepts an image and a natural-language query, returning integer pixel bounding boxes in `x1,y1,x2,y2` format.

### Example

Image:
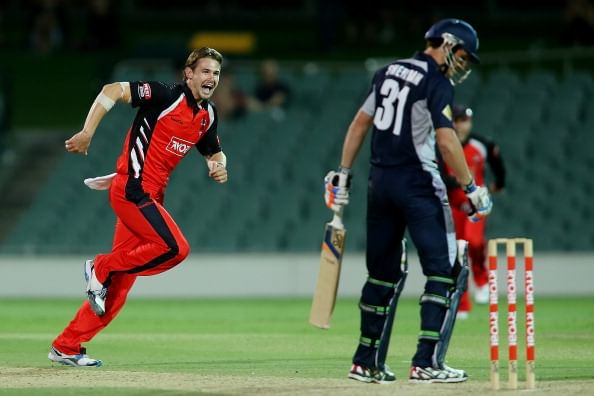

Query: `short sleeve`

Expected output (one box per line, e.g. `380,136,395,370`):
427,78,454,129
129,81,177,108
196,104,222,156
360,71,379,116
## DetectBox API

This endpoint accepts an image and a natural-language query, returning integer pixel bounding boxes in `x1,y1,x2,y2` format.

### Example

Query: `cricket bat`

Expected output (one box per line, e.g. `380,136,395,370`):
309,207,346,329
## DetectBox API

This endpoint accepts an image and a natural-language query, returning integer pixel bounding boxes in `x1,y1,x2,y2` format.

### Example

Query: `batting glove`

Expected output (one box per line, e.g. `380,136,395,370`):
464,180,493,222
324,167,352,212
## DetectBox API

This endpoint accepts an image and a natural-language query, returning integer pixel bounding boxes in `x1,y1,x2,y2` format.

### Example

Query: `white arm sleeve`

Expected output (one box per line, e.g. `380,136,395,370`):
360,87,376,116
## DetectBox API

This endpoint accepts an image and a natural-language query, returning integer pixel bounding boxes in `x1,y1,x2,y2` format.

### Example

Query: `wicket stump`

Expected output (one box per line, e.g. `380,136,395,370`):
487,238,535,390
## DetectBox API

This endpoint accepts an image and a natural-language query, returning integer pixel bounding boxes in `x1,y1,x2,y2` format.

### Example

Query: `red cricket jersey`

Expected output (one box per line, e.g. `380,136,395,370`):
116,81,221,203
443,134,505,209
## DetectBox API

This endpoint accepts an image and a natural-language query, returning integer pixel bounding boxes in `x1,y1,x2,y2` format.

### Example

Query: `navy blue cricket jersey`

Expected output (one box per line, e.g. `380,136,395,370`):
361,52,454,171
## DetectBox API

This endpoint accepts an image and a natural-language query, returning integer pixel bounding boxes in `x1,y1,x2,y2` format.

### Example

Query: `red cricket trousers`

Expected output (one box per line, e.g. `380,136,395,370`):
52,175,189,354
451,206,489,313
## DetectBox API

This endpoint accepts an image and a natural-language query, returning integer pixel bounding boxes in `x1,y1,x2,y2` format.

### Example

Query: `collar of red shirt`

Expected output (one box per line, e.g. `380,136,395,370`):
182,83,208,111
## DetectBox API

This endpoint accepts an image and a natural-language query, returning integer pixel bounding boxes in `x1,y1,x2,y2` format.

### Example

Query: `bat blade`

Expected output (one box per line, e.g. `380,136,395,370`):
309,218,346,329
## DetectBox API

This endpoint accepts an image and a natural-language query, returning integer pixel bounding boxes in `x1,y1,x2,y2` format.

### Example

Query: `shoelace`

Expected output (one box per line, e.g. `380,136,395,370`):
90,287,107,298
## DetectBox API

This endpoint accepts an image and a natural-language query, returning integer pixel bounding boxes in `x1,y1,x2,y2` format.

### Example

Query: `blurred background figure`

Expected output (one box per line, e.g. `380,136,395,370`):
80,0,121,51
250,60,292,111
441,105,506,319
27,0,67,54
211,68,248,120
563,0,594,46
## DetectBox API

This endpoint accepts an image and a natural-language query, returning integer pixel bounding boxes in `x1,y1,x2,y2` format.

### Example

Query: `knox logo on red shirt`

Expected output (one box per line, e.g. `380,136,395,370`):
166,136,193,157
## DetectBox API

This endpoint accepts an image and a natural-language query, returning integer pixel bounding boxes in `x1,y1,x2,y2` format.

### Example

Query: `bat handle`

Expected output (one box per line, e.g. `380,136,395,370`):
330,206,345,230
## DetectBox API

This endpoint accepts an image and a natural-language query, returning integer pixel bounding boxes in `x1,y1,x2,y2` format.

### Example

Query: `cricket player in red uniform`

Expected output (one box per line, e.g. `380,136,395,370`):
48,47,227,367
442,106,505,318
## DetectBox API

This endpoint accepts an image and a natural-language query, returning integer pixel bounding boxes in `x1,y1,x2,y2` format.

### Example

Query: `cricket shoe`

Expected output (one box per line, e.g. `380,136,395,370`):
409,365,468,383
348,364,396,384
474,284,489,304
456,310,469,320
48,345,102,367
84,259,107,316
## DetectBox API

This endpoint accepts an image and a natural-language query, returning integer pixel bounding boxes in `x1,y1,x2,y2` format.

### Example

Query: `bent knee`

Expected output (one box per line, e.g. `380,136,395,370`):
154,235,190,264
174,238,190,262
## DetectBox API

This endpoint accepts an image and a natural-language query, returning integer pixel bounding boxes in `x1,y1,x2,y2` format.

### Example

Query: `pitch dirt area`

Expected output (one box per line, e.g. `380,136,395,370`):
1,367,593,396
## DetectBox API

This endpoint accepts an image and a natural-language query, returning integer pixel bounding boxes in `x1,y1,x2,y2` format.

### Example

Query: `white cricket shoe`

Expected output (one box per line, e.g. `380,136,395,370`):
348,364,396,384
409,365,468,383
443,364,467,378
48,346,102,367
474,284,489,304
84,259,107,316
456,311,469,320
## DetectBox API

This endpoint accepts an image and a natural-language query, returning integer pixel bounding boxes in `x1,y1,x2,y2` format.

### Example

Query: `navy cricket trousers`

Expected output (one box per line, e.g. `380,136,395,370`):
365,165,457,282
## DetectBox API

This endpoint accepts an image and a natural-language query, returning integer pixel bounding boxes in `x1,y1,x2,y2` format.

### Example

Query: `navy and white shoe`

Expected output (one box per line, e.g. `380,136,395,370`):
48,346,102,367
348,364,396,384
409,365,468,383
84,259,107,316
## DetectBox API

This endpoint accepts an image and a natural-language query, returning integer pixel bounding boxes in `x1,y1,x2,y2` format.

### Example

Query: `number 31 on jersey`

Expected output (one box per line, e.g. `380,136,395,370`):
373,79,410,136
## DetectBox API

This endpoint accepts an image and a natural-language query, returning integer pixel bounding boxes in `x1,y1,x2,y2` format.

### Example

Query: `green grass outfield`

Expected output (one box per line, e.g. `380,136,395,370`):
1,297,593,395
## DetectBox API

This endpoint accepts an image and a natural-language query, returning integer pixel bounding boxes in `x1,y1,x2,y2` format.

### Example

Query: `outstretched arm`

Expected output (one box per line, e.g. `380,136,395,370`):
65,82,131,155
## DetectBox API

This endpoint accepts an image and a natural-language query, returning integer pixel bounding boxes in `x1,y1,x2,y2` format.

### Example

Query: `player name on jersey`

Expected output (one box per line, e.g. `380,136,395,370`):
385,64,424,86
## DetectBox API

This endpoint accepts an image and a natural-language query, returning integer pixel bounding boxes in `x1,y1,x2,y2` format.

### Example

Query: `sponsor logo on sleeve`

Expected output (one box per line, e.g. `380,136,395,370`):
138,83,152,100
442,104,452,121
166,136,193,157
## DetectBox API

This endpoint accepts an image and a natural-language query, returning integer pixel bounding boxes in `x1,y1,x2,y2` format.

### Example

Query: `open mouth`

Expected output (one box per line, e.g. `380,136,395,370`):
201,82,215,95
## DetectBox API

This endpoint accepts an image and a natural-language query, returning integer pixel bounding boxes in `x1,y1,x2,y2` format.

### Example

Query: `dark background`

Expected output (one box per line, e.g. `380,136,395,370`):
0,0,591,128
0,0,593,253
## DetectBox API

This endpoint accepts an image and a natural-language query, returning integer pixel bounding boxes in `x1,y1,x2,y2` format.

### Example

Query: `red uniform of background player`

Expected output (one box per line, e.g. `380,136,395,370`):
48,48,228,367
441,106,506,318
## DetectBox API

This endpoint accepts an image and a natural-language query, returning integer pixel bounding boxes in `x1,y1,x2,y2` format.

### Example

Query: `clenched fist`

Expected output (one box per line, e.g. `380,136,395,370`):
208,160,228,184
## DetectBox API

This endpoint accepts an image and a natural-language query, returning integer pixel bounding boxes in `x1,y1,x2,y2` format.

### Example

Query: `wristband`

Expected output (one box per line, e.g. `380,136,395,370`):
463,179,477,194
339,166,352,176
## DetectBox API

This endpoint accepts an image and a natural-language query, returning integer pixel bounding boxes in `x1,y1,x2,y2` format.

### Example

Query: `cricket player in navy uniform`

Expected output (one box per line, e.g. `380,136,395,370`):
324,19,492,383
48,47,227,367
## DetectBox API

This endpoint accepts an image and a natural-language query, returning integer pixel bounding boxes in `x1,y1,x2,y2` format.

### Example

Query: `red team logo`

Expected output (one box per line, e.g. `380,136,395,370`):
166,136,193,157
138,83,152,100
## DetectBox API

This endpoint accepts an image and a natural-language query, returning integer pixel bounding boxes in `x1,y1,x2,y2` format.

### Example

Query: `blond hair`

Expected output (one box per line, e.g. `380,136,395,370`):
183,47,223,79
